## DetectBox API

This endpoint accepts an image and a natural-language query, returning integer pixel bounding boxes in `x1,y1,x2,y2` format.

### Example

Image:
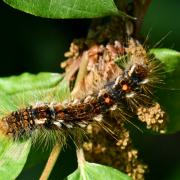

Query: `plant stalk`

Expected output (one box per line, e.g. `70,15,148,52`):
71,51,89,96
39,143,62,180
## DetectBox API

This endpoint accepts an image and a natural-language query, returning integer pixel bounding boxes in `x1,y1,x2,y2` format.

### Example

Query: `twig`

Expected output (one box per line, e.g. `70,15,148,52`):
76,148,87,179
39,143,62,180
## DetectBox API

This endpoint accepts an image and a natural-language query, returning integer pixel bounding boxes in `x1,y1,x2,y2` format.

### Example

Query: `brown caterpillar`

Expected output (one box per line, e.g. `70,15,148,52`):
0,46,161,143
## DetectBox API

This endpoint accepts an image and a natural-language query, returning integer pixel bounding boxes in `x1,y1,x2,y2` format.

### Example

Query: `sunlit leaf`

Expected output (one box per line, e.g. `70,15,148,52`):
3,0,120,19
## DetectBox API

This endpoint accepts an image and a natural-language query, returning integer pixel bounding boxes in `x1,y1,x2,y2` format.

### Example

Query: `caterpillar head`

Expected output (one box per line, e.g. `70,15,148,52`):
115,64,149,93
113,63,152,109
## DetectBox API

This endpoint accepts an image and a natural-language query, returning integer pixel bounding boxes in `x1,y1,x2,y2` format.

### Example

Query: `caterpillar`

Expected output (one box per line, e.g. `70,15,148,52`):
0,39,165,146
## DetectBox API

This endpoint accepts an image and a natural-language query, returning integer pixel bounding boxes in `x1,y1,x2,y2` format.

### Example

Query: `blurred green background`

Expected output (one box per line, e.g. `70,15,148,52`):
0,0,180,180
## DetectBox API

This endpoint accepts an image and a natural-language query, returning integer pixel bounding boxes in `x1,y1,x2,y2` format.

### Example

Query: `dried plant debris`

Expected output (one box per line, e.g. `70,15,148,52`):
137,103,167,133
62,40,125,96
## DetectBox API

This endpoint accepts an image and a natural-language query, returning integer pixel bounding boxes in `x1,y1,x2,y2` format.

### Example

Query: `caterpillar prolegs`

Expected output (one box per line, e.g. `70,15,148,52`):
0,39,166,145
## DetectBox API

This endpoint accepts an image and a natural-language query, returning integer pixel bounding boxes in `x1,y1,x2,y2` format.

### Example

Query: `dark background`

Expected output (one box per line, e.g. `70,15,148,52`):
0,0,180,180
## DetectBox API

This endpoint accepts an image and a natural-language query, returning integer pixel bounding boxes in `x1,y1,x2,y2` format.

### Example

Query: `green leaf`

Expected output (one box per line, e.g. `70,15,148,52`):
66,162,131,180
0,72,63,95
150,48,180,73
150,48,180,133
0,72,71,178
0,137,31,180
3,0,120,19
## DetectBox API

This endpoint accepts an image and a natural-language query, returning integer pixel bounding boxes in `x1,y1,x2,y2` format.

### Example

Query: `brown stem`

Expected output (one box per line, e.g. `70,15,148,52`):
134,0,152,35
39,143,62,180
114,0,126,11
71,51,88,97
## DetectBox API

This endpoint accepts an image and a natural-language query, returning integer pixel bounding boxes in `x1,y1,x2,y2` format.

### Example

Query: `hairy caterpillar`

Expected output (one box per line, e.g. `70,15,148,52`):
0,39,164,146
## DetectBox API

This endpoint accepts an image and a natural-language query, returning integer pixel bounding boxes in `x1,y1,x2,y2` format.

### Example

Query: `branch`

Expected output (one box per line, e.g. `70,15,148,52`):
39,143,62,180
134,0,152,35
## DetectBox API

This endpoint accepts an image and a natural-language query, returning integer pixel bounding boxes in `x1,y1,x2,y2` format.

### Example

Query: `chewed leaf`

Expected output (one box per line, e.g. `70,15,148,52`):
3,0,120,19
150,48,180,73
0,137,31,180
66,162,131,180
